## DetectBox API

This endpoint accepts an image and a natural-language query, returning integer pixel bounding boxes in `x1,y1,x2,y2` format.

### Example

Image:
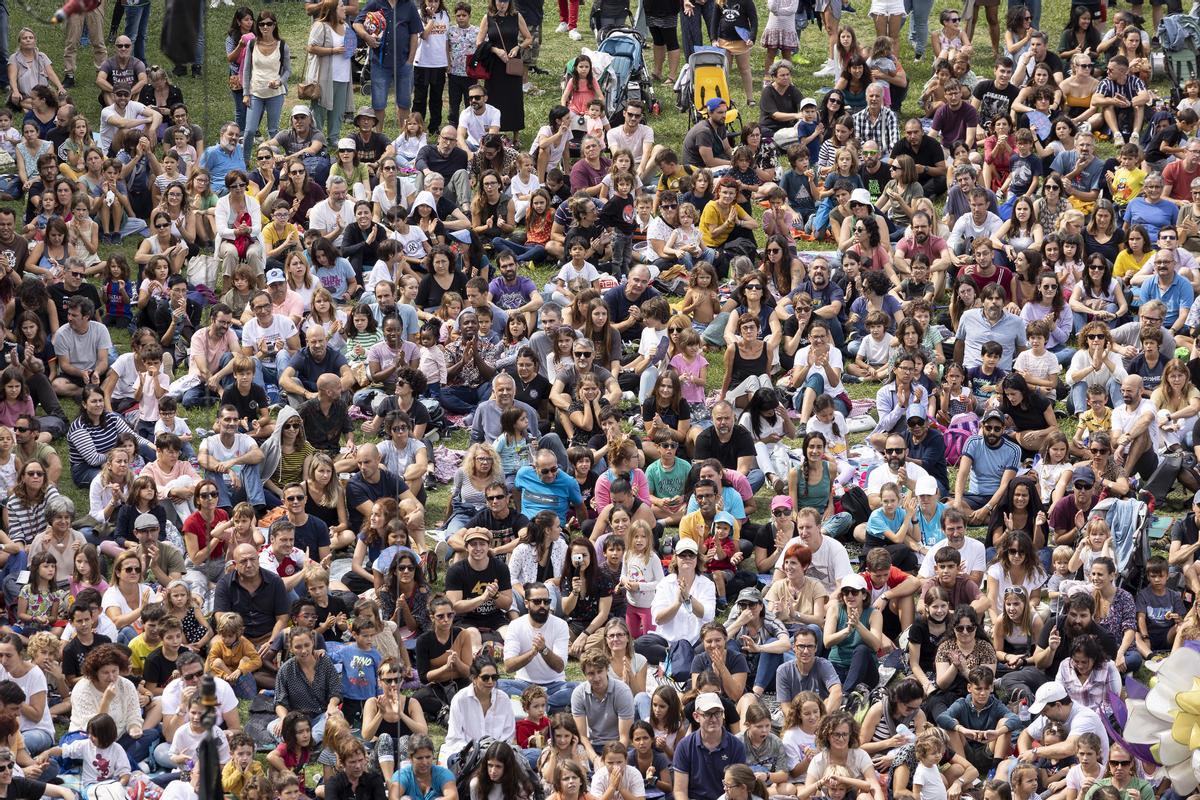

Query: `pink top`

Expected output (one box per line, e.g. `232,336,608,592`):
70,578,109,598
0,397,34,429
141,459,200,500
564,76,602,115
593,467,652,514
670,352,707,404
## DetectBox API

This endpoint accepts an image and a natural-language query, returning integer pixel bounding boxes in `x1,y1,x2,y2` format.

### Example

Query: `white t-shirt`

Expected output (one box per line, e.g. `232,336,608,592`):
1111,398,1162,451
554,261,600,286
241,314,298,353
589,764,646,799
919,538,987,579
414,11,450,68
778,535,852,594
649,574,716,642
0,665,53,738
170,721,231,764
108,353,170,402
161,675,237,718
913,762,948,800
792,346,846,397
607,125,655,162
60,614,119,642
1013,349,1062,385
203,432,258,464
985,562,1048,615
461,106,502,149
501,614,571,683
99,101,149,152
308,200,355,247
101,584,154,624
1025,705,1109,762
61,737,131,785
530,125,569,169
866,462,931,497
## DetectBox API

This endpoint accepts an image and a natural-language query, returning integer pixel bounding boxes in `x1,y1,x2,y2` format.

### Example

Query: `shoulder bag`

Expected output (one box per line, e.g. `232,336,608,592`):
298,27,326,101
497,17,526,77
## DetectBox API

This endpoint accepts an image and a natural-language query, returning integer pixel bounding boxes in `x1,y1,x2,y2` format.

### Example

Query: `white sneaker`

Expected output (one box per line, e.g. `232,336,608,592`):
1131,131,1140,144
568,27,582,40
813,60,835,77
555,21,569,32
1113,132,1126,146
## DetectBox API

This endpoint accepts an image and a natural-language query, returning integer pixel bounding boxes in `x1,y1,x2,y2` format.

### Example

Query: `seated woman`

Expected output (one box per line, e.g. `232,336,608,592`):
824,574,883,691
66,388,155,488
986,476,1047,552
1055,633,1119,715
440,654,516,770
998,373,1058,454
984,530,1048,628
66,643,160,769
860,678,928,773
805,710,887,800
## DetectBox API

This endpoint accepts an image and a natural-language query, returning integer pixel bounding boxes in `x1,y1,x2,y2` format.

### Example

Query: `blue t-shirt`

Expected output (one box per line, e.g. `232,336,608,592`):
685,485,746,519
797,120,821,164
339,644,382,701
849,294,902,335
356,0,424,66
961,434,1022,496
914,502,947,547
514,465,583,520
1139,272,1195,327
865,506,904,547
1123,198,1179,245
393,763,455,800
673,730,747,800
1050,151,1105,195
315,258,358,301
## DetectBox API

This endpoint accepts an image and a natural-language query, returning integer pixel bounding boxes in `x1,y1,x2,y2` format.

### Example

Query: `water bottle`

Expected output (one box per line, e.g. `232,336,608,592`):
1019,699,1031,723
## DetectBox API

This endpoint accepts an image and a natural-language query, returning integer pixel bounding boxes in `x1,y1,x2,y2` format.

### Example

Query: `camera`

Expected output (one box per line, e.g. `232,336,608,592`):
572,553,584,567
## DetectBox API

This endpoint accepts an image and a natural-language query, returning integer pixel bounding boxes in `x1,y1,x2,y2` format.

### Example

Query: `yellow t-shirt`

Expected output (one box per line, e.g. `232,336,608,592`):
127,634,159,675
699,201,751,248
1113,249,1154,280
262,221,299,251
1078,407,1113,436
1112,167,1147,206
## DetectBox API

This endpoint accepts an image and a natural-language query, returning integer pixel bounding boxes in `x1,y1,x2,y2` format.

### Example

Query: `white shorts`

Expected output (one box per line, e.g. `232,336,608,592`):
870,0,905,15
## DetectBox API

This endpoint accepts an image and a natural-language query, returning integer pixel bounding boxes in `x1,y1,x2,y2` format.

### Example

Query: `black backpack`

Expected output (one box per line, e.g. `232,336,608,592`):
452,738,546,800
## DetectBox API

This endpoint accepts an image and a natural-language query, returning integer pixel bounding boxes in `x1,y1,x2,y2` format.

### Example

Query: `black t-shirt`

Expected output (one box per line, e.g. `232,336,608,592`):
1172,513,1200,548
466,508,531,550
221,384,269,430
1036,619,1118,672
375,396,432,431
143,646,188,687
415,625,467,683
972,80,1021,127
758,83,804,135
354,131,392,166
290,347,349,392
682,121,731,168
293,515,332,560
444,556,512,631
5,777,49,800
1146,124,1187,162
1002,391,1052,433
505,366,552,416
641,397,693,430
345,469,410,531
312,594,350,638
694,426,756,472
63,633,112,678
415,145,470,184
49,282,103,322
859,162,890,198
890,133,947,171
907,615,949,674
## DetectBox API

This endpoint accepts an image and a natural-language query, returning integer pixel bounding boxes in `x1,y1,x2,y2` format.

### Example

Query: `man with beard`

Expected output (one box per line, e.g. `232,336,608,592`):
891,118,950,199
865,434,931,509
942,164,998,231
279,325,355,405
678,478,738,550
438,310,499,415
351,108,393,180
1051,133,1106,207
773,508,852,595
903,408,949,497
487,252,544,326
774,627,842,712
951,409,1021,526
948,188,1004,258
955,285,1027,370
1111,374,1160,480
497,581,577,711
857,141,890,198
1031,593,1119,674
793,257,846,347
604,265,661,340
852,87,900,156
415,126,471,206
1048,465,1100,546
0,210,26,279
894,211,953,295
931,80,979,151
461,481,530,560
469,372,569,467
693,401,761,492
1110,301,1177,370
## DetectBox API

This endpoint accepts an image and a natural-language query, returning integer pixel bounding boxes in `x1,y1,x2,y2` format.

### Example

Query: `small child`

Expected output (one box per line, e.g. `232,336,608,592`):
1035,722,1075,794
967,341,1006,406
599,171,638,277
1032,433,1072,507
584,98,609,139
1046,545,1076,617
896,257,936,303
152,149,187,206
17,552,65,635
44,714,130,789
1107,143,1147,214
1010,762,1043,800
1068,518,1115,576
1135,555,1185,657
1181,79,1200,116
982,116,1015,193
493,407,536,483
867,35,899,105
912,729,948,800
848,311,896,381
1013,319,1061,397
664,202,717,269
621,520,664,638
205,612,263,699
142,616,188,696
548,236,600,305
1062,733,1104,800
762,186,803,241
154,396,195,460
678,262,721,330
780,691,821,776
127,601,166,677
338,616,383,727
1071,384,1112,458
169,128,197,172
863,482,911,553
132,345,169,442
727,146,764,204
510,153,541,222
515,685,550,748
169,695,232,769
222,732,267,799
417,320,448,396
102,257,135,331
702,511,742,607
670,328,708,405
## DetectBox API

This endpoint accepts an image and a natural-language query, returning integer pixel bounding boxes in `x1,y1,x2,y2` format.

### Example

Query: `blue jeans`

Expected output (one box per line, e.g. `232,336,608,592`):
1050,344,1075,369
231,87,247,131
193,3,206,66
244,94,286,150
1121,649,1143,674
119,725,161,767
1069,378,1123,413
747,469,765,493
795,373,851,415
908,0,933,57
123,3,149,64
231,672,258,699
439,383,492,414
680,248,720,269
258,349,291,389
22,728,54,757
207,464,267,509
371,61,416,113
71,462,101,488
491,237,547,264
823,511,854,539
496,678,578,712
754,651,785,692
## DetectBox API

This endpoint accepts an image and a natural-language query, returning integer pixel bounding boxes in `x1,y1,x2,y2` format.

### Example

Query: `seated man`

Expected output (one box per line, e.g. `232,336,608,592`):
197,405,270,513
279,324,355,408
950,409,1020,526
241,290,301,389
919,546,990,617
439,310,499,415
1110,374,1159,480
860,548,921,649
298,374,356,461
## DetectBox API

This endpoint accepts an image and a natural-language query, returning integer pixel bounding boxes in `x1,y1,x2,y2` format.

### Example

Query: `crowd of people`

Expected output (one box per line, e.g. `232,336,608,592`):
4,0,1200,798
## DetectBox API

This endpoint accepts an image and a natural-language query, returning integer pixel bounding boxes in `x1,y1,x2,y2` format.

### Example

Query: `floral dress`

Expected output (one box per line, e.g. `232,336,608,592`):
761,0,799,50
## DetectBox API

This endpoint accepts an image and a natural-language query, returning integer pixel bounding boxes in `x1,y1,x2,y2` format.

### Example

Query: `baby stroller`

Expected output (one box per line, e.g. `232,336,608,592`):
1090,494,1151,595
596,28,656,127
1159,13,1200,104
676,46,741,131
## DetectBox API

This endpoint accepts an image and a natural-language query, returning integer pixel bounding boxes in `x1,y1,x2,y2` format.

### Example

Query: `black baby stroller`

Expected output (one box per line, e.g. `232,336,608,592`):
1158,13,1200,104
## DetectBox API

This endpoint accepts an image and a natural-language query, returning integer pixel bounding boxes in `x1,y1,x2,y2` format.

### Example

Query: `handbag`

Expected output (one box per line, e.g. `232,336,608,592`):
496,18,526,76
298,27,325,102
228,74,243,91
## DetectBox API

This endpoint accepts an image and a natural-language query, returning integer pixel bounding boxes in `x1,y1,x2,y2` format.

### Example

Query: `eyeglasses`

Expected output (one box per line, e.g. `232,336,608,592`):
1007,548,1023,555
182,672,202,681
830,730,850,739
947,15,960,20
251,303,270,311
382,165,396,171
154,223,171,230
198,491,219,499
955,624,977,633
478,673,499,682
1160,234,1178,241
25,470,43,477
486,494,507,501
285,495,305,504
1109,759,1132,766
259,20,275,26
289,169,305,176
659,202,677,209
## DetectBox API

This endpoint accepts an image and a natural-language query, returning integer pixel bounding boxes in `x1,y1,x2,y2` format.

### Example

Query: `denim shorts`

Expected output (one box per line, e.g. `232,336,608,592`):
371,61,415,111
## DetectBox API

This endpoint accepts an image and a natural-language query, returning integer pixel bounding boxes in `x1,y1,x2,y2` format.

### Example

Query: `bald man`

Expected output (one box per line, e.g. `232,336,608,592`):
345,443,417,531
299,372,356,459
1112,374,1160,480
214,543,291,653
279,324,355,407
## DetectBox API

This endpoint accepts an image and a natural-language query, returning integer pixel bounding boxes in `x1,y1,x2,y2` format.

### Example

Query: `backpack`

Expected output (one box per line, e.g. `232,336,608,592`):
452,738,546,800
942,412,980,464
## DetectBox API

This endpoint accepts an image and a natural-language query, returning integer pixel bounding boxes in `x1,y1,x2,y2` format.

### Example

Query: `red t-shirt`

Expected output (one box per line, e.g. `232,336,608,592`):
1163,159,1200,201
183,508,231,561
516,715,550,748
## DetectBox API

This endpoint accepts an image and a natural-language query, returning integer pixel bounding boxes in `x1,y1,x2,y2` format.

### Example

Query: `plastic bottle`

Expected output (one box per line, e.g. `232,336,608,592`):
1019,699,1030,723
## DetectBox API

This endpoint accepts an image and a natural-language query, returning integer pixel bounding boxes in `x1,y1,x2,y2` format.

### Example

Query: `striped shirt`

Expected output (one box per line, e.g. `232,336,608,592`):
67,412,152,471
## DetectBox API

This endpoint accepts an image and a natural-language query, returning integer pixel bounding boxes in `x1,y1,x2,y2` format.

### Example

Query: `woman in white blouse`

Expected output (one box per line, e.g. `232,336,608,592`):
214,169,265,282
440,654,515,768
508,510,567,614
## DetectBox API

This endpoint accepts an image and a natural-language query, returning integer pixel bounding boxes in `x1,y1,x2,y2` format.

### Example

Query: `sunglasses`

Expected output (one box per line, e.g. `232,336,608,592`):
772,509,791,517
182,672,202,681
1090,447,1109,455
198,491,219,499
486,494,507,501
285,495,305,503
381,677,400,684
226,182,247,189
396,564,416,572
539,467,558,475
478,673,499,682
528,598,550,606
1074,482,1094,490
884,447,905,455
955,624,976,633
1109,759,1132,766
